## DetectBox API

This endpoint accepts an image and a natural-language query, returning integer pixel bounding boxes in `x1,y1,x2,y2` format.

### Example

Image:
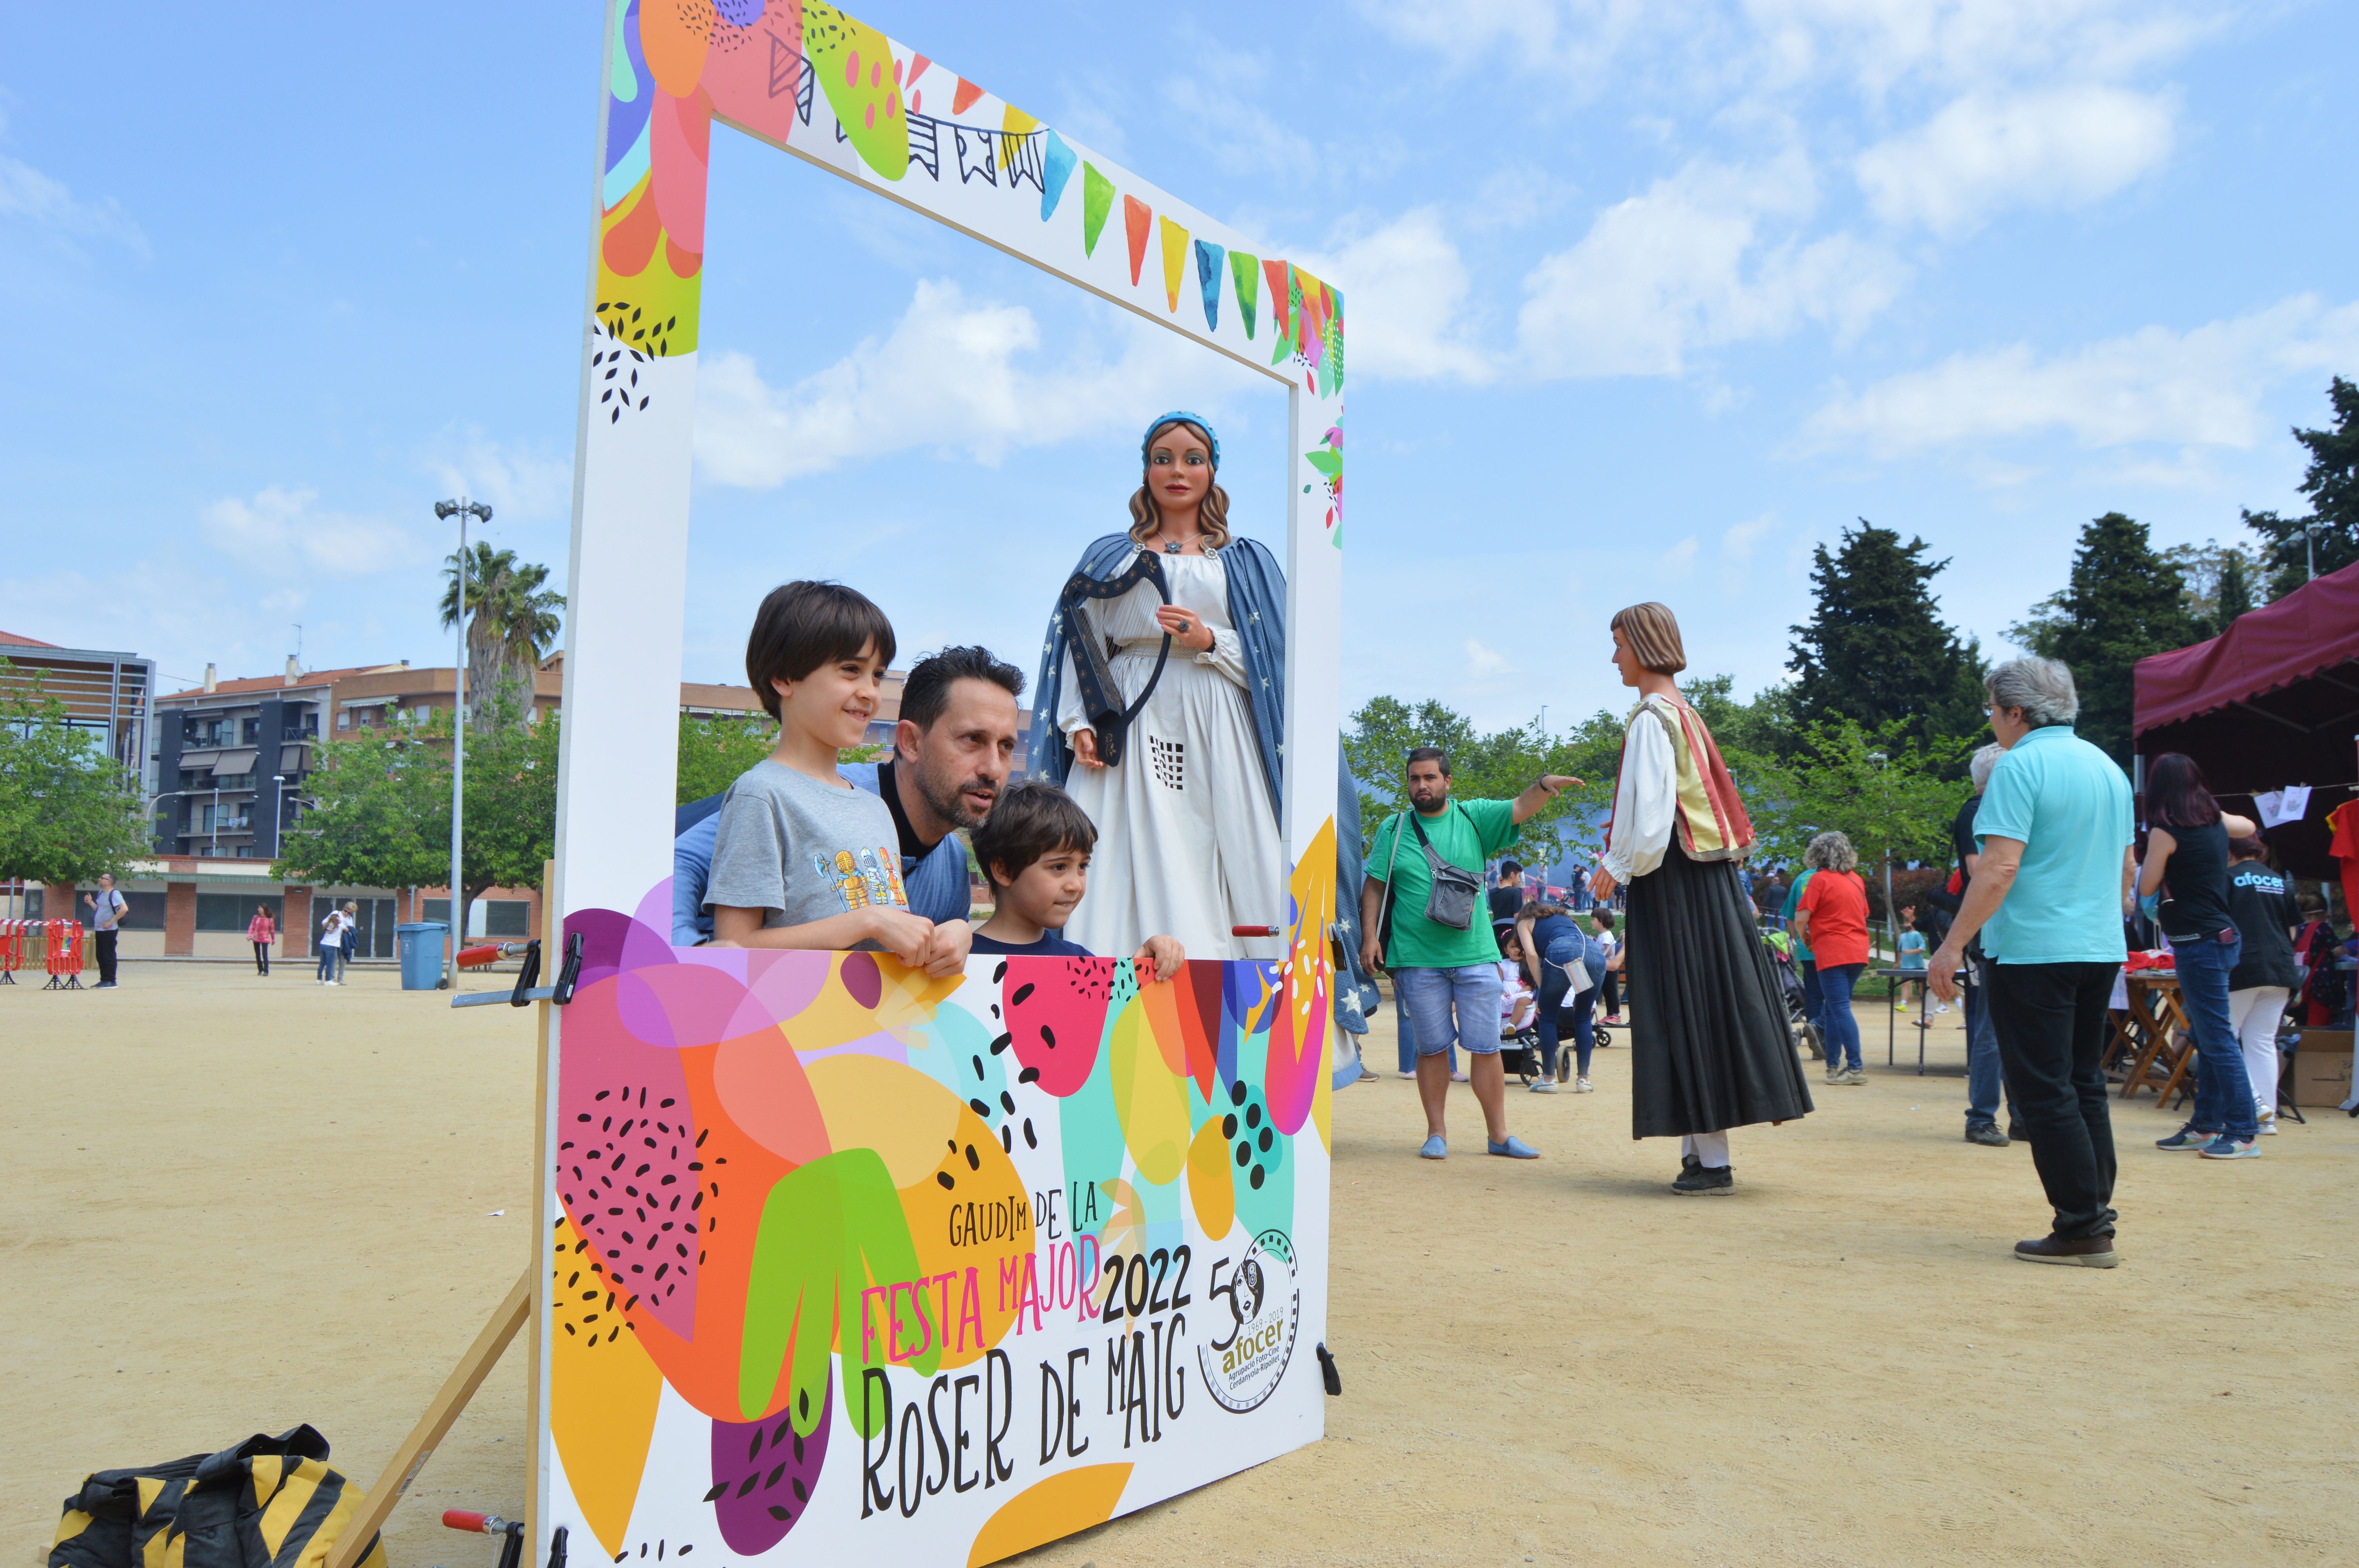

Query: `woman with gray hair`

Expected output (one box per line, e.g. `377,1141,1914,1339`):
1794,831,1873,1085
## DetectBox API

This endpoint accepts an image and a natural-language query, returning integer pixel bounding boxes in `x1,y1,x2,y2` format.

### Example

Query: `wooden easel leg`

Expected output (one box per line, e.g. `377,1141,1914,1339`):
325,1269,533,1568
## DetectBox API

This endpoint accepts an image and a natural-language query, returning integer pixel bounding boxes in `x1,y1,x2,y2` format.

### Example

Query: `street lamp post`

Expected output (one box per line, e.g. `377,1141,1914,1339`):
1868,751,1896,961
434,496,493,985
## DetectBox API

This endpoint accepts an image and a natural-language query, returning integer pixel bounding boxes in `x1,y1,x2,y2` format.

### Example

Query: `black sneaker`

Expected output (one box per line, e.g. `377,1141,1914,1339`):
1680,1152,1701,1173
1672,1163,1733,1196
2007,1120,2029,1142
1965,1122,2010,1148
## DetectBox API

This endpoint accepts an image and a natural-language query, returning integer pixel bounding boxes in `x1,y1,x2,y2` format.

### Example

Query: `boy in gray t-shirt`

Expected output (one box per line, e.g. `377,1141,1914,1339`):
707,760,908,942
706,580,960,973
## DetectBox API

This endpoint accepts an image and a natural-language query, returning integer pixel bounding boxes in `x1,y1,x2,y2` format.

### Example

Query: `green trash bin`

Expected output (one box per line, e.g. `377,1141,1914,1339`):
396,922,447,990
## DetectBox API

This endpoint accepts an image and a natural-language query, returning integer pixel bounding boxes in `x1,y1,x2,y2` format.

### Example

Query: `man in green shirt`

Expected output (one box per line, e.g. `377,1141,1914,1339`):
1359,747,1581,1160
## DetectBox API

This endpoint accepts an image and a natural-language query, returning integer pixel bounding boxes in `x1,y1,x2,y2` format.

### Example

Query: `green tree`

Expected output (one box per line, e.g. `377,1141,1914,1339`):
1342,695,1608,873
439,544,565,727
1788,522,1984,756
1742,716,1963,931
2243,376,2359,599
0,672,153,885
2165,538,2264,638
2006,512,2194,766
460,696,561,909
276,691,562,915
675,713,881,805
271,718,451,895
678,713,780,805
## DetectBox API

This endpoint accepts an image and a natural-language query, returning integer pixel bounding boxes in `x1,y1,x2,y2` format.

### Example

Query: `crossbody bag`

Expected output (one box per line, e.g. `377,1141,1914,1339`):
1373,804,1483,954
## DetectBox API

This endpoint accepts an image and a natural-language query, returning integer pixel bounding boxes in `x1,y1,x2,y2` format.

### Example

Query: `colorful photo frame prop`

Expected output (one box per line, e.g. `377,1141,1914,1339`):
538,5,1346,1564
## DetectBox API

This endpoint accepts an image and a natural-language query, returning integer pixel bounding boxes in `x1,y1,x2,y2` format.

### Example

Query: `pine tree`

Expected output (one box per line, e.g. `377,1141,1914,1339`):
2215,550,2254,629
2243,376,2359,599
2018,514,2195,766
1787,522,1983,757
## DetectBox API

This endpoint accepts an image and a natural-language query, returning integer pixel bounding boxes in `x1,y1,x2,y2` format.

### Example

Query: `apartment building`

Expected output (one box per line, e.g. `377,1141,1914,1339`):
0,628,156,784
152,659,414,859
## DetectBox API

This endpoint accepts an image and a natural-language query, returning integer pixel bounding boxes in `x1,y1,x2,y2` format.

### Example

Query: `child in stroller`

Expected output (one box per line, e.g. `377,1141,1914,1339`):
1762,918,1825,1060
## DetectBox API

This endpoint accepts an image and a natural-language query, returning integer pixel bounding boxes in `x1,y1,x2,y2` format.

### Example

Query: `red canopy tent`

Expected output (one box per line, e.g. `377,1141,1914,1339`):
2134,559,2359,880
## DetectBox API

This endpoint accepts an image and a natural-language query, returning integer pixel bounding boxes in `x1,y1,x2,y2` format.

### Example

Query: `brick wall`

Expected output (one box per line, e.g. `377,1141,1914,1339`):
164,882,196,957
282,885,311,956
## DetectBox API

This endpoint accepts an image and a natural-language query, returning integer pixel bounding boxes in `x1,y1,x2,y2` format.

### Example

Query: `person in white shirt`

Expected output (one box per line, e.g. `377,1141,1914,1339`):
316,906,344,985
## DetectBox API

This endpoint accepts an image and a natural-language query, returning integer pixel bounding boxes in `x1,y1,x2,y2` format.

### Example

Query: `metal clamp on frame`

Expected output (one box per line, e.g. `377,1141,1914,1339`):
450,931,583,1009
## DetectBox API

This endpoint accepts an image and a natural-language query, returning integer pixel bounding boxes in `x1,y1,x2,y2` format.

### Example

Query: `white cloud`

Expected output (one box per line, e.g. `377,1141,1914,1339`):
200,486,425,577
1516,155,1905,377
1294,210,1494,383
1465,637,1514,675
1662,535,1701,575
0,151,145,254
1160,48,1318,179
1743,0,2210,98
1358,0,2209,101
421,429,572,523
1352,0,1689,89
693,279,1259,488
1856,85,2173,233
1723,513,1775,564
1804,294,2359,455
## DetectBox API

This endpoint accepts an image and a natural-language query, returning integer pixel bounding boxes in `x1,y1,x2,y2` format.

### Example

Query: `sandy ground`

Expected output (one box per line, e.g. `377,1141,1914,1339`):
8,964,2356,1568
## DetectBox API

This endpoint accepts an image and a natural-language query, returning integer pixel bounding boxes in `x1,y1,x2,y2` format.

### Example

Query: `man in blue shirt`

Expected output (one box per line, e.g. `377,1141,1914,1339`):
1929,657,2135,1269
672,646,1021,947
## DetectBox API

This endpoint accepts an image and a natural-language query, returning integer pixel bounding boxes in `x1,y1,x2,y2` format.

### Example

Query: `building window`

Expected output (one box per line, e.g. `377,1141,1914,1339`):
197,893,279,932
112,891,168,931
484,900,532,937
338,710,351,730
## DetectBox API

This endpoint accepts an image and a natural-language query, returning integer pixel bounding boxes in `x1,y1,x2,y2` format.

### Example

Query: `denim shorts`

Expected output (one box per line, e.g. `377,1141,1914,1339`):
1396,964,1505,1058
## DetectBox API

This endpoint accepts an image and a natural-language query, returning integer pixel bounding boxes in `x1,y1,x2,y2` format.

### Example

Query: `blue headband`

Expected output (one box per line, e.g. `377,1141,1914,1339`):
1142,411,1218,469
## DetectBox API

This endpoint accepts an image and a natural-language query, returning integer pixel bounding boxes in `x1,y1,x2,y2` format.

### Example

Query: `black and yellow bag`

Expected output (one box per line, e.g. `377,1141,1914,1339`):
51,1425,388,1568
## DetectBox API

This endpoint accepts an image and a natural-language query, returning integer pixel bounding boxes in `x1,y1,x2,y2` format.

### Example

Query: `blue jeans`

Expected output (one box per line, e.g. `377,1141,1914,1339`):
1819,962,1866,1071
1535,934,1604,1079
1393,983,1457,1074
317,944,338,982
1962,956,2014,1127
1398,965,1505,1060
2173,932,2257,1140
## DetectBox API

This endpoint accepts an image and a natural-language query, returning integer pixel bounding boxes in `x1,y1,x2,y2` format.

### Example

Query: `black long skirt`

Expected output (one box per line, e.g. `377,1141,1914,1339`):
1627,840,1814,1139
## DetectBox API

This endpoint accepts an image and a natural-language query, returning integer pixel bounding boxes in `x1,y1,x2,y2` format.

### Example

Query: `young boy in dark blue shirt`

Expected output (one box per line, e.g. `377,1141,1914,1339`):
970,781,1183,978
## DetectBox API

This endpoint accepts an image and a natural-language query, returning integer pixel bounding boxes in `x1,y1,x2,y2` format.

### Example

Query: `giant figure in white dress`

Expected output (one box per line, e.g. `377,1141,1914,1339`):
1032,414,1288,962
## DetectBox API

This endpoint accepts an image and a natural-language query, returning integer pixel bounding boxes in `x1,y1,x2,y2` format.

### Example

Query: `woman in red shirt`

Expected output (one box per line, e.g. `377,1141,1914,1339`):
1794,831,1872,1085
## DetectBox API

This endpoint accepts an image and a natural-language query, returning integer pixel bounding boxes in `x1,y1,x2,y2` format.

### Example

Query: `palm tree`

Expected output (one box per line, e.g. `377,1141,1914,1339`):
438,545,565,728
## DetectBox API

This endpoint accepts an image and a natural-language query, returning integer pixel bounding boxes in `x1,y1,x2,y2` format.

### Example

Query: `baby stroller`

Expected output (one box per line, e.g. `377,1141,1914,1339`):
1764,935,1824,1060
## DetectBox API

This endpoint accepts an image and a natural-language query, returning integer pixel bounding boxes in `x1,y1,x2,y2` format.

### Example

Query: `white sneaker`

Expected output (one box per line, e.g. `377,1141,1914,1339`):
1396,1069,1416,1080
2257,1113,2279,1136
1572,1077,1594,1093
1933,1002,1950,1014
1529,1077,1558,1093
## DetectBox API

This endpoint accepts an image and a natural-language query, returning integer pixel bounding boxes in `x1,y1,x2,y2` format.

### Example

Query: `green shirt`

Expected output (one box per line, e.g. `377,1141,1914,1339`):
1779,869,1817,963
1368,799,1519,969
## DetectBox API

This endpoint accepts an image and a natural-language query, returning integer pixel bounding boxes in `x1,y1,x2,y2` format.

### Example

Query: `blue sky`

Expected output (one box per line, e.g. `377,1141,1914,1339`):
3,1,2353,735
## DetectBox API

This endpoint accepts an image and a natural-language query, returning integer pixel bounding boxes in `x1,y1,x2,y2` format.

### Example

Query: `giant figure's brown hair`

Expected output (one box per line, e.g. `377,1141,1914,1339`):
1127,418,1232,549
1610,602,1687,675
